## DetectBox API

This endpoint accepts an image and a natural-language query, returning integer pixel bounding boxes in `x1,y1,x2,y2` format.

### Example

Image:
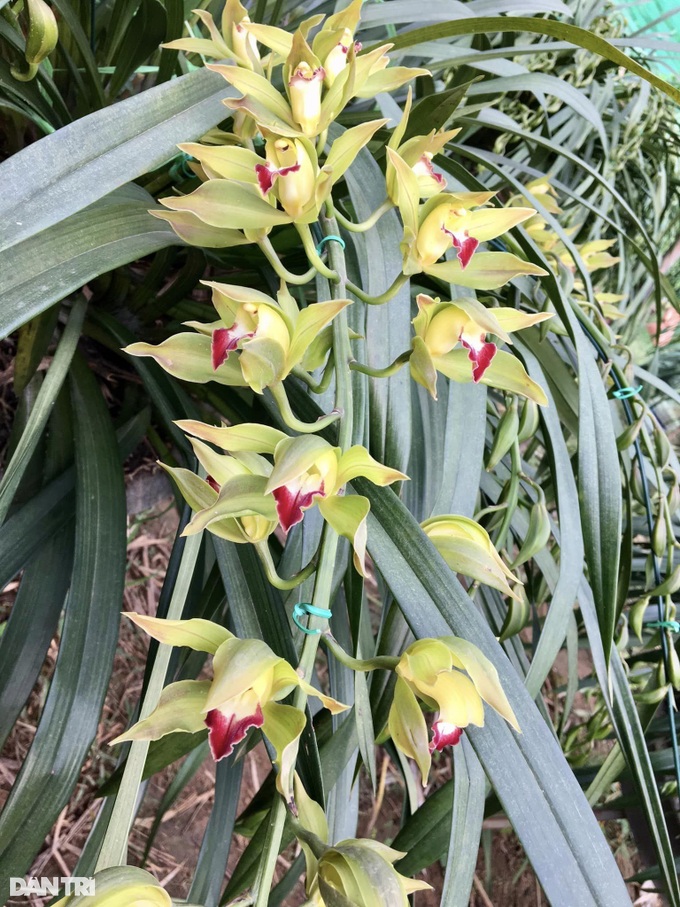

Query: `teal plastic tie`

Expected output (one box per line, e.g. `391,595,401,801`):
169,152,195,182
613,384,643,399
293,602,333,634
316,234,346,255
647,619,680,633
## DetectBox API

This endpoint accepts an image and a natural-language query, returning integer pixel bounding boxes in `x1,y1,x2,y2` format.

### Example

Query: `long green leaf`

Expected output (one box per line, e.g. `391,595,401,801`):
0,299,86,523
378,17,680,105
0,67,231,252
441,739,487,907
0,187,176,339
0,353,126,897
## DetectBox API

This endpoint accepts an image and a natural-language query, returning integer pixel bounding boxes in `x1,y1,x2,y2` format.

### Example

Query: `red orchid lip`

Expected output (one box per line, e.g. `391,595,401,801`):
211,326,254,370
429,720,463,752
255,161,301,196
460,335,497,383
273,480,325,532
441,226,479,270
205,702,264,761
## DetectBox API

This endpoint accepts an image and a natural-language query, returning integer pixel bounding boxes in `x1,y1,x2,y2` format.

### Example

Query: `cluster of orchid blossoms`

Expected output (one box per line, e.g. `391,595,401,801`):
112,1,559,899
111,615,518,890
509,178,625,320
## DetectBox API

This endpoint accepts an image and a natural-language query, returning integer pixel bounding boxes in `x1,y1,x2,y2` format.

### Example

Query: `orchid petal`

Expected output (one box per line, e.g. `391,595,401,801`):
206,698,263,760
123,613,233,654
110,680,210,746
388,676,431,785
262,701,305,806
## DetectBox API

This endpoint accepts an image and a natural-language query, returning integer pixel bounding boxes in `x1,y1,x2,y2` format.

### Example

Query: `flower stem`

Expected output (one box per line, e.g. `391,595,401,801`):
321,631,400,671
251,211,353,907
333,198,393,233
296,223,340,282
292,354,335,395
349,350,412,379
255,540,317,590
269,382,341,433
95,530,203,871
346,272,408,306
258,235,317,285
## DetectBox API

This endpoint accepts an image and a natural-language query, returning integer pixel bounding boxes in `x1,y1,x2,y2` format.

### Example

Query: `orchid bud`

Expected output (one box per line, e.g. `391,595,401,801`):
289,61,325,136
12,0,58,81
487,399,519,471
518,398,540,442
53,867,171,907
422,514,521,600
512,491,552,568
653,507,668,558
317,840,431,906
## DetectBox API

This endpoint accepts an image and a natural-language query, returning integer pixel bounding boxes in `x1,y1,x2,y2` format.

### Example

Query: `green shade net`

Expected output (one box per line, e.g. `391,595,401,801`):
623,0,680,75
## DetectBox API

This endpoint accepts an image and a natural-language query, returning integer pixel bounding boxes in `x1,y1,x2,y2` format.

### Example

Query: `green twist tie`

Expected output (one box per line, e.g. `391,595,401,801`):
293,602,333,634
613,385,643,400
647,620,680,633
316,234,346,255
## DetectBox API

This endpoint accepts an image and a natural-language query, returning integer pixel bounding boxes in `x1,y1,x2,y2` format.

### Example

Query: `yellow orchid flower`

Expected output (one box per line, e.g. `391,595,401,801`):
163,0,261,71
386,87,460,201
111,614,346,805
171,422,407,576
388,151,546,288
124,282,349,395
410,293,552,403
293,776,431,907
388,637,520,784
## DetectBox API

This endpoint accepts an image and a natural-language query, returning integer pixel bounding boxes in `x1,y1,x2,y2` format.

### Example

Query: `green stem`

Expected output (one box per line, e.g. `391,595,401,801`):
288,813,327,858
321,632,399,671
95,530,203,871
292,352,335,395
346,272,408,306
255,540,317,590
349,350,412,379
333,198,394,233
296,223,340,282
258,235,317,285
251,211,353,907
269,382,341,433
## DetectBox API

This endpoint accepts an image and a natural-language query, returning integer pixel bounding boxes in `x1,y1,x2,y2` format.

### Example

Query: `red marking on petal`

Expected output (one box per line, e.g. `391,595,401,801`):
273,480,325,532
211,326,254,370
460,335,497,382
205,702,264,761
206,475,220,493
429,720,463,752
290,65,325,84
255,163,276,195
353,41,362,52
278,162,301,179
442,227,479,270
414,155,445,186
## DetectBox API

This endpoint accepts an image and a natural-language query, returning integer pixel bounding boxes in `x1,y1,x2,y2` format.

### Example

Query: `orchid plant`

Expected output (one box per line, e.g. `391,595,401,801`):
92,1,560,900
